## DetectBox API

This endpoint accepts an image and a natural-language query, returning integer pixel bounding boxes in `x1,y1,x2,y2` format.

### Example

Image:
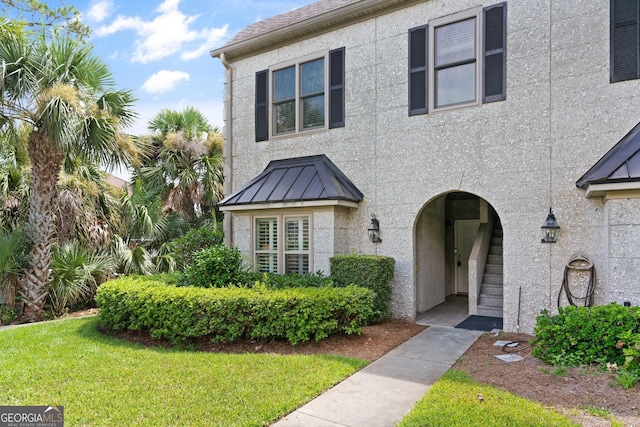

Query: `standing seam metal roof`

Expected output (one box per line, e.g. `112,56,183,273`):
218,154,363,206
576,121,640,188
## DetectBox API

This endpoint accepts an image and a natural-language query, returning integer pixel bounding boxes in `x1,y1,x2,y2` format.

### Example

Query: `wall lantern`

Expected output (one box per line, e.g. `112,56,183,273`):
368,214,382,243
541,207,560,243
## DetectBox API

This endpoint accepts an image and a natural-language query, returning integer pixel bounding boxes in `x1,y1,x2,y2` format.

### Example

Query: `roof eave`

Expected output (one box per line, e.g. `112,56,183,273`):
210,0,420,61
583,181,640,198
219,199,360,211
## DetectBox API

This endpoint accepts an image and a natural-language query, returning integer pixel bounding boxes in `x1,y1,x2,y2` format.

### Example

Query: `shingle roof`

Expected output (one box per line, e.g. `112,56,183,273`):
576,121,640,189
227,0,360,46
218,154,363,207
210,0,415,60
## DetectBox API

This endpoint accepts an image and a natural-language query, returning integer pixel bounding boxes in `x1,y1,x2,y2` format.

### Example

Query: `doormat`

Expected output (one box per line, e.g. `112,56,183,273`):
455,315,503,331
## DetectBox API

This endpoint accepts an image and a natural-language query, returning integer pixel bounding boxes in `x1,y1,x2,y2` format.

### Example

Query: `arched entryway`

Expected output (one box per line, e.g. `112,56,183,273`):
414,191,503,326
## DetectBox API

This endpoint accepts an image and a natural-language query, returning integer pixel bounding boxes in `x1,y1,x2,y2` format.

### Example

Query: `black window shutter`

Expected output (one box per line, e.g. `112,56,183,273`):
408,25,428,116
483,3,506,103
611,0,640,82
329,47,345,129
255,70,269,141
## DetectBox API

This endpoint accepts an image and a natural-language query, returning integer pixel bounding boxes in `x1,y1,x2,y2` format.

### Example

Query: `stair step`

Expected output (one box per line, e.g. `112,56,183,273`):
479,294,503,307
485,263,503,274
483,274,503,285
481,284,503,296
492,229,503,238
491,237,503,246
477,306,503,318
487,254,503,265
489,246,502,255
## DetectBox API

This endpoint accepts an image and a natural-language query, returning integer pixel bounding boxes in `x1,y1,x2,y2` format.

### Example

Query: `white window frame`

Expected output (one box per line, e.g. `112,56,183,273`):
428,7,483,112
252,213,313,274
269,51,329,138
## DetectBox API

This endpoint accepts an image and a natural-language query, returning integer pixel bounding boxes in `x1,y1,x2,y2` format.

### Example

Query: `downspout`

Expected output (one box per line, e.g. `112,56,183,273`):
219,52,233,245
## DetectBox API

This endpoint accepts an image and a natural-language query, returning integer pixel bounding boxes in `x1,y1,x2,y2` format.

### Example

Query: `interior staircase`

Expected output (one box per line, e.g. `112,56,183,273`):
477,222,503,318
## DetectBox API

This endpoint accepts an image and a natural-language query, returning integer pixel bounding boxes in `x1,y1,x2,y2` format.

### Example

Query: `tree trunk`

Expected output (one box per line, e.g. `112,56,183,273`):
21,131,63,323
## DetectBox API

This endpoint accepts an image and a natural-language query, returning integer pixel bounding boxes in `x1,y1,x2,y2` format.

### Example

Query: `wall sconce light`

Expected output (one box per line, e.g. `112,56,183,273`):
368,214,382,243
541,207,560,243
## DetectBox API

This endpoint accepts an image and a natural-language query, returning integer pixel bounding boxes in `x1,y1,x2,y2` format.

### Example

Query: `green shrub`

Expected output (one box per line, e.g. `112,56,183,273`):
330,255,394,322
95,277,375,346
170,225,223,269
616,329,640,388
532,303,640,368
240,271,336,289
184,244,245,288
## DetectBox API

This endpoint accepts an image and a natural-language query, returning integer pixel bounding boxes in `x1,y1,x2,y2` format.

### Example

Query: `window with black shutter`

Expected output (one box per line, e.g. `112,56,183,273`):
255,70,269,142
255,48,345,141
611,0,640,82
408,2,506,116
409,25,428,116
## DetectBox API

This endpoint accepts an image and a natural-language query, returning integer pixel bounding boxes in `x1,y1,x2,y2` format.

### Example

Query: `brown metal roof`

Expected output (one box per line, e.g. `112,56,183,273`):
576,121,640,188
218,154,363,207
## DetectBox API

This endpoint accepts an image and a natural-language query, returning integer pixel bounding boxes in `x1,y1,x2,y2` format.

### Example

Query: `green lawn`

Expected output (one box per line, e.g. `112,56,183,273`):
398,370,579,427
0,317,366,426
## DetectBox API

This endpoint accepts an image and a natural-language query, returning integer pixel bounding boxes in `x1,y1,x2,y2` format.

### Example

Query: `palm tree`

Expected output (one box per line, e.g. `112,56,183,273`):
138,107,224,223
0,22,138,322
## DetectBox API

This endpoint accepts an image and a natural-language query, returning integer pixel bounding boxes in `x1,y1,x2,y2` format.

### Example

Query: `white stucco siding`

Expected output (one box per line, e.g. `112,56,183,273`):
218,0,640,334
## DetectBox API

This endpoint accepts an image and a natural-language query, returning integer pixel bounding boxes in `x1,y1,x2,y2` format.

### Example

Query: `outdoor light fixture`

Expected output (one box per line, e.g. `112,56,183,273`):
368,214,382,243
541,207,560,243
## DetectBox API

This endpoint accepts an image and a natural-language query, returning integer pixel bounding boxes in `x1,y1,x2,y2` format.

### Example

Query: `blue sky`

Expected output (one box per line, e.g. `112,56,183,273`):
72,0,312,135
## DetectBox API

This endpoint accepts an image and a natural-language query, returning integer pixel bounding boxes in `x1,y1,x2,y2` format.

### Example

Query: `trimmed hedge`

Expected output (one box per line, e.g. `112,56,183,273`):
95,277,375,346
330,255,394,322
532,303,640,366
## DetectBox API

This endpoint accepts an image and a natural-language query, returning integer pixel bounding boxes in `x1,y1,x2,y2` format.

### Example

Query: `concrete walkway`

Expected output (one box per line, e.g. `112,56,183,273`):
272,325,483,427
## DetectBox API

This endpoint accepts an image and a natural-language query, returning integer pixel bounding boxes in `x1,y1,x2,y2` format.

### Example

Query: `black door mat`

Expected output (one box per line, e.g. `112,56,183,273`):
455,315,503,331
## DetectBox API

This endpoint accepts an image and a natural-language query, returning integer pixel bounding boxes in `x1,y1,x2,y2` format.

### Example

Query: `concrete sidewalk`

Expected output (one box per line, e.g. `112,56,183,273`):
272,325,483,427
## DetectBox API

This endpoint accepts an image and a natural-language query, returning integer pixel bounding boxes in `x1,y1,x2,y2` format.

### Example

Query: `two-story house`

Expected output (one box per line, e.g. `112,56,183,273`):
210,0,640,334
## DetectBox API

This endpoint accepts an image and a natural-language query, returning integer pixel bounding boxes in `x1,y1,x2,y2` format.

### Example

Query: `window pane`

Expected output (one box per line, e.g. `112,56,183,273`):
435,18,475,66
301,58,324,96
274,67,295,102
285,254,309,274
256,218,277,250
257,253,278,273
435,62,476,107
302,95,325,129
275,101,295,133
285,216,309,251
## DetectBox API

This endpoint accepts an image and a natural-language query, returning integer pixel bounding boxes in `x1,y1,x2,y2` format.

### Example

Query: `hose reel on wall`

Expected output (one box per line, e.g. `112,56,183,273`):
557,253,595,308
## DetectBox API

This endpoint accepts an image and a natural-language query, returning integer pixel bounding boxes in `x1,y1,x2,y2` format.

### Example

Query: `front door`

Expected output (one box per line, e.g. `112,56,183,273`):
454,220,480,294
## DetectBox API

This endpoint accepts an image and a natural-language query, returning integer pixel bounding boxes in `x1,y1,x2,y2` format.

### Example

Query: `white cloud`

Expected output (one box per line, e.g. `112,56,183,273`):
141,70,190,95
85,1,114,23
95,0,228,63
181,26,228,60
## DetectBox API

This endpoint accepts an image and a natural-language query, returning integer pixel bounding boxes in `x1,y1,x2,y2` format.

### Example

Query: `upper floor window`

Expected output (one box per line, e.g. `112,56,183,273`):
255,48,345,141
611,0,640,82
274,58,325,134
409,2,506,115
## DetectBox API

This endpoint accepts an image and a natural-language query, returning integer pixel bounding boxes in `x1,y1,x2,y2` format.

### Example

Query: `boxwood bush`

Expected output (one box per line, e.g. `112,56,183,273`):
184,244,246,288
95,277,375,346
330,255,394,322
532,303,640,367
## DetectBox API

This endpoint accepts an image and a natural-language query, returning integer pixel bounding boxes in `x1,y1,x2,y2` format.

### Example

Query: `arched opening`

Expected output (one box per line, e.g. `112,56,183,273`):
414,191,503,327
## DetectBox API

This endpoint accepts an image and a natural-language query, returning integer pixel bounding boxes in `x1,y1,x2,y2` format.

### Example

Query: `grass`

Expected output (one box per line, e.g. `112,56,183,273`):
398,370,579,427
0,317,366,426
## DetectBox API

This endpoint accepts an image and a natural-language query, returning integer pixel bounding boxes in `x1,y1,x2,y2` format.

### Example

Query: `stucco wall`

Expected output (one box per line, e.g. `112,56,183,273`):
218,0,640,334
605,197,640,305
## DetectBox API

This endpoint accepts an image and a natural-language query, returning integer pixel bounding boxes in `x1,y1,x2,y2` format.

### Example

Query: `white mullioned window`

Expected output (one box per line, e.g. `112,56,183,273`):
254,214,311,274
